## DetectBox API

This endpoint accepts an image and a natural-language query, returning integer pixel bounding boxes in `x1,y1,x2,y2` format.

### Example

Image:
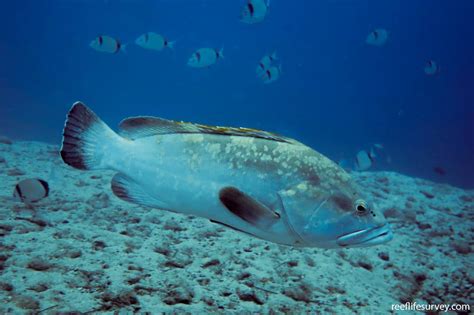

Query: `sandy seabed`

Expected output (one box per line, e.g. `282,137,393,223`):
0,139,472,314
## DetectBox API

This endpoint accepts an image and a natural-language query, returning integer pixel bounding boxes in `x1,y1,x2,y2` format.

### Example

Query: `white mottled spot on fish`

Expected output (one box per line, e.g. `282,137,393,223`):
185,134,205,143
284,189,296,197
231,136,254,145
297,182,308,191
206,143,221,157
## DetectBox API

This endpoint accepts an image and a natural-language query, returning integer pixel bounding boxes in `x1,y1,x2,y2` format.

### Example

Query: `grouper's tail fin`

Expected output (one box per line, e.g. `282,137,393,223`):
60,101,121,170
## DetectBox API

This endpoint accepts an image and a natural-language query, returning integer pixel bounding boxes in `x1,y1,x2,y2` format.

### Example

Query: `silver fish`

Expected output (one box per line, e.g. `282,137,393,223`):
424,60,440,75
187,48,224,68
355,150,375,171
90,35,124,54
240,0,269,24
256,51,277,76
366,28,389,47
260,64,282,84
60,102,393,248
13,179,49,204
135,32,175,51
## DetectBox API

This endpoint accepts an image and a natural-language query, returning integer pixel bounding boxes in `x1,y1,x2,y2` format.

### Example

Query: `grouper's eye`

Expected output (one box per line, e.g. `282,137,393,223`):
354,199,369,215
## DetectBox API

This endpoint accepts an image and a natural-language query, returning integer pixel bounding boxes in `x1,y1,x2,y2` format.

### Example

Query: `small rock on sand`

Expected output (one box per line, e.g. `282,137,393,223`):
27,259,52,271
283,282,315,303
7,168,25,176
163,282,194,305
450,241,471,255
87,193,110,209
14,295,40,310
0,136,12,145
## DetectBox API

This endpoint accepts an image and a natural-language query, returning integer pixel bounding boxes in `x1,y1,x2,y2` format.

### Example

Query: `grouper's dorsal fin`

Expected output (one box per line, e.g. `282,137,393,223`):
119,116,299,144
119,116,199,140
219,186,280,230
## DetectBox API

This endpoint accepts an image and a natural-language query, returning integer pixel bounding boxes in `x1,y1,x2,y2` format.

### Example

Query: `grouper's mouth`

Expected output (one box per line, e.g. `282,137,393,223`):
337,223,393,247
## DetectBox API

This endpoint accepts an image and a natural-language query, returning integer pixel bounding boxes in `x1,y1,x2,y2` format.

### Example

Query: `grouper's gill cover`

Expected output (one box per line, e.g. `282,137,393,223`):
60,101,393,249
279,179,392,248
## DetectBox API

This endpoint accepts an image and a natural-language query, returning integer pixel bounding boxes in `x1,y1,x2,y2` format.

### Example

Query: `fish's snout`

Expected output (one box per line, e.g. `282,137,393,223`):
337,199,393,247
370,207,387,226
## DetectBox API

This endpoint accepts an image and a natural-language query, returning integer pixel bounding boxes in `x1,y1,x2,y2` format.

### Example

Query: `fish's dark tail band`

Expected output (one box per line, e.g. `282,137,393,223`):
60,102,118,170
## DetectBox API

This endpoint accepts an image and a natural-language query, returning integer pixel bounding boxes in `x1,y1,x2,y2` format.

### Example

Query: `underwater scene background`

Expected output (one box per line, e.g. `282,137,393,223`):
0,0,473,314
0,0,473,188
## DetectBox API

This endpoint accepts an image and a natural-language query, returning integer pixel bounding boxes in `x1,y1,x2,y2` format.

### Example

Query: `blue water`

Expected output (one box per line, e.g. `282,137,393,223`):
0,0,473,188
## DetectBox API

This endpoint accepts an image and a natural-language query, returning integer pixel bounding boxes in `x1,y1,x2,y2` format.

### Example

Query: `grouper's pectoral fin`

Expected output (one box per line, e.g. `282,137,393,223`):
111,173,171,210
219,186,280,230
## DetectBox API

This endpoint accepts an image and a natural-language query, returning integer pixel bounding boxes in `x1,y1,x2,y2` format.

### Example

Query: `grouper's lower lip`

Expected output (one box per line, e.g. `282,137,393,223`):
337,224,393,247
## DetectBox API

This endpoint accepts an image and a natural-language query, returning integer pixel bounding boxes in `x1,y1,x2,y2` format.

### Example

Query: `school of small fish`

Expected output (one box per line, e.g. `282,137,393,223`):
88,1,439,87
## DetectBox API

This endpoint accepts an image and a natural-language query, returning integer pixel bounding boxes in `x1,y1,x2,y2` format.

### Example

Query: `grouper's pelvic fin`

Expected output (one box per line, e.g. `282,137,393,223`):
60,101,123,170
111,173,171,210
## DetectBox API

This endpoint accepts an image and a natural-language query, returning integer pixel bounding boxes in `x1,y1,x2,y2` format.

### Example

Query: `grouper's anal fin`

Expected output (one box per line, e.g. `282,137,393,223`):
111,173,170,210
219,186,280,230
